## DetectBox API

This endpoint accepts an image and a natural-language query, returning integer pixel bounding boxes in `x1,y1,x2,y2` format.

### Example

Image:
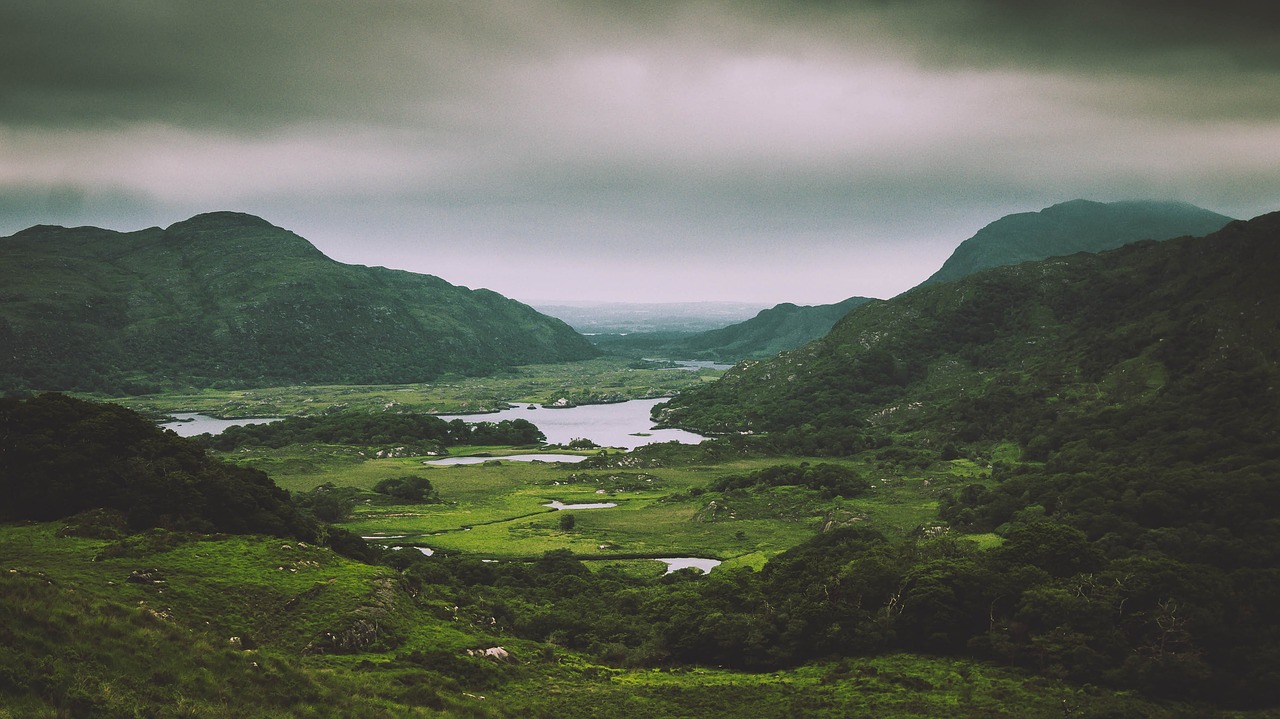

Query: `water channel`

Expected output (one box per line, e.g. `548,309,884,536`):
438,397,705,450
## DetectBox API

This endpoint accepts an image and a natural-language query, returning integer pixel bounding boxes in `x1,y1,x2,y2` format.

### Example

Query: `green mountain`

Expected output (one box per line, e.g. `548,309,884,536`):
653,213,1280,702
598,200,1229,364
0,212,598,393
593,296,874,362
658,210,1280,455
675,296,875,361
920,199,1233,287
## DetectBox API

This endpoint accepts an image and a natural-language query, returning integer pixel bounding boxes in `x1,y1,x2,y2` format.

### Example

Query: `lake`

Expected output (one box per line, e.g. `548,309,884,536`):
438,397,705,450
657,558,722,574
159,398,705,450
161,413,282,437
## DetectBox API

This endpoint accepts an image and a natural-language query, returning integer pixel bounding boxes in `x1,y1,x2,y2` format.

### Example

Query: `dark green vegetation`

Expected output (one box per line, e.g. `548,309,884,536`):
0,396,1264,716
0,211,597,394
595,296,874,362
201,409,544,453
3,398,1241,718
0,393,310,538
658,211,1280,706
920,199,1232,287
710,463,872,499
5,524,1221,719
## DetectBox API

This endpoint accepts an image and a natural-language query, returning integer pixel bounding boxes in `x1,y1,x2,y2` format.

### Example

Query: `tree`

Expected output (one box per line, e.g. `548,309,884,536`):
372,476,441,503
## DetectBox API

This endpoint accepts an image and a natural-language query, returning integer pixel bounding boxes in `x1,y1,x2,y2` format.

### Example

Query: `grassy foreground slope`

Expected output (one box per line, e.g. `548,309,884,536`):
3,522,1265,719
3,394,1278,716
0,211,597,394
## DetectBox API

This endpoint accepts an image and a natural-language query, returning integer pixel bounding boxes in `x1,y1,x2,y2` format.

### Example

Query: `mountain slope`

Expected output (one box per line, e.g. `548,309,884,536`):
658,211,1280,461
593,296,874,362
675,296,875,361
0,212,598,392
919,199,1233,287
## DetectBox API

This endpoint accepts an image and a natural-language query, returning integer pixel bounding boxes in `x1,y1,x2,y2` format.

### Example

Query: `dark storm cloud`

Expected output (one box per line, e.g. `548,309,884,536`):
2,0,1278,302
7,0,1275,130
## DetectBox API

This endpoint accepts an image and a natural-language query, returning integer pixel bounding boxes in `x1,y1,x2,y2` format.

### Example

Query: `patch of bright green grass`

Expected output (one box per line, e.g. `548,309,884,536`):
959,532,1004,550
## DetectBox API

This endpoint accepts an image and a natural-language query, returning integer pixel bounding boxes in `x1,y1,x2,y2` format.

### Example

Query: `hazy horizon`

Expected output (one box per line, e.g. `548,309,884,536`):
3,1,1278,305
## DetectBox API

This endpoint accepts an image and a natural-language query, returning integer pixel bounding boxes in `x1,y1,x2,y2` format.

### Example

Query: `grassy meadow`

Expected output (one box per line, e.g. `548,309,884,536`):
215,434,1004,569
100,357,723,419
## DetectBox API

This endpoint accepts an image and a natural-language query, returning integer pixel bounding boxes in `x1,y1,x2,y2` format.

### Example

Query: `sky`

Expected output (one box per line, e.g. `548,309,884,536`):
3,1,1279,306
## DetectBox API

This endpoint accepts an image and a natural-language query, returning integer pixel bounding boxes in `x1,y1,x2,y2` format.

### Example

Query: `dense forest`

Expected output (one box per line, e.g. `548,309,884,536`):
0,212,597,394
0,393,313,537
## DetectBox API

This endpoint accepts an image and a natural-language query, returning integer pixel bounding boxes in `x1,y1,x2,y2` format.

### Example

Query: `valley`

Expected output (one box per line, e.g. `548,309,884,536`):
3,203,1279,718
6,0,1279,711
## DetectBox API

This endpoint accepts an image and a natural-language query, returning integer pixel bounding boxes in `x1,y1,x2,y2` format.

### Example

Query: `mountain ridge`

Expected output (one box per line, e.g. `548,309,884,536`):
919,198,1233,287
0,212,599,393
658,209,1280,453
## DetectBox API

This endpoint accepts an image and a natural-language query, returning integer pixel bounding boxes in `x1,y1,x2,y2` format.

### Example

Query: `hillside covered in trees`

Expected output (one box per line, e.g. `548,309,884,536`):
645,211,1280,704
0,212,598,394
659,211,1280,456
0,393,314,538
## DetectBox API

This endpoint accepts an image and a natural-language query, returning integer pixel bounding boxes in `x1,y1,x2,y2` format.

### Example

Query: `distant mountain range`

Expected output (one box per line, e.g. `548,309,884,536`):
600,199,1232,363
0,212,598,393
919,199,1233,286
590,296,874,363
531,301,765,335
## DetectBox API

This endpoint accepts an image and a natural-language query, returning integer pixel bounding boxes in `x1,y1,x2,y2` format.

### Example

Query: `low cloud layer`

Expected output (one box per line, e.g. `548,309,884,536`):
3,1,1278,303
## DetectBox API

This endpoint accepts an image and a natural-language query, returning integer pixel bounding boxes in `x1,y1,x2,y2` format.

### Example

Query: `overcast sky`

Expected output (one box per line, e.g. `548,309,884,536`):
3,1,1278,305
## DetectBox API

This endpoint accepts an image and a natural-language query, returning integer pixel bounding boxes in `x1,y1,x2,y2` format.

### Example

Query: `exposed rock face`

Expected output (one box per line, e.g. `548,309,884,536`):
466,646,515,663
126,569,165,585
304,577,404,655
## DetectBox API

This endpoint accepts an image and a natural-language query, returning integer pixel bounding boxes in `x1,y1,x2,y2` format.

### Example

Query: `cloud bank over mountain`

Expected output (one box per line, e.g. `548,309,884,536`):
3,1,1277,303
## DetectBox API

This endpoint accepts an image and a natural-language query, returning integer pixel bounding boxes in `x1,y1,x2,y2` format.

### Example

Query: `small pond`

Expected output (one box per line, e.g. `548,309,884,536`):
656,558,722,574
543,500,618,510
423,453,590,466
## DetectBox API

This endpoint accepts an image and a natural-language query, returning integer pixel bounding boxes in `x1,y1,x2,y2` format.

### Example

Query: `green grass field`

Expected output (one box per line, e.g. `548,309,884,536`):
96,357,724,419
212,441,1005,568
